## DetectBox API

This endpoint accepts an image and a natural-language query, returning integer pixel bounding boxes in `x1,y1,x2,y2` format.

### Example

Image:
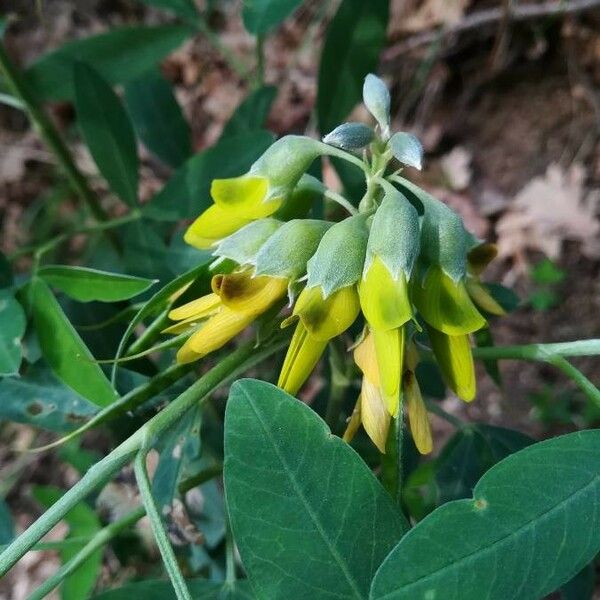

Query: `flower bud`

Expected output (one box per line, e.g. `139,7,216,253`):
363,74,391,137
306,214,369,297
323,122,375,151
254,219,332,281
214,218,282,266
273,175,325,221
390,132,423,170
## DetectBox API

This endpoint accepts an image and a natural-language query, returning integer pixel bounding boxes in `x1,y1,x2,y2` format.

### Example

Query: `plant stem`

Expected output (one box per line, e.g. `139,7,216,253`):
0,43,108,223
324,190,358,216
394,408,404,507
27,506,145,600
471,339,600,360
135,452,192,600
548,355,600,407
178,463,223,495
8,210,141,261
0,334,289,575
125,308,171,357
255,34,265,87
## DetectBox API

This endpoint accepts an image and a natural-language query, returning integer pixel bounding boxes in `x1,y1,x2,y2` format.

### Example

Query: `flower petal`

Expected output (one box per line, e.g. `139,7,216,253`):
168,293,221,321
405,371,433,454
372,327,404,416
427,326,476,402
277,321,327,395
465,279,506,316
342,398,361,444
413,266,486,335
353,331,380,386
210,175,268,209
360,378,391,453
359,257,412,330
212,272,287,316
294,285,360,342
184,204,253,249
467,243,498,277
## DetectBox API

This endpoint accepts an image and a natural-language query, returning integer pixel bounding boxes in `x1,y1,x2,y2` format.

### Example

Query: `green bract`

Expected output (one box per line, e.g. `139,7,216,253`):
214,218,282,266
306,213,369,296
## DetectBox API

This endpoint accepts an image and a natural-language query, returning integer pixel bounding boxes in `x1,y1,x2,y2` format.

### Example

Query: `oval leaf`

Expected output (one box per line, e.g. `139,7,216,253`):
225,379,407,599
39,265,156,303
74,63,139,206
317,0,389,134
371,430,600,600
242,0,304,34
323,122,375,151
0,291,26,376
29,278,118,408
26,25,191,101
124,68,192,168
389,132,423,170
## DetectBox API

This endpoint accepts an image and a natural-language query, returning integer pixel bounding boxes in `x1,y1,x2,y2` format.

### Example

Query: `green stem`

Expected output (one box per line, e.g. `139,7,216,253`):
0,334,289,576
27,506,145,600
255,34,265,87
324,190,358,216
178,463,223,495
8,211,141,261
125,308,171,357
134,452,192,600
548,355,600,407
0,43,108,223
395,408,404,507
471,339,600,360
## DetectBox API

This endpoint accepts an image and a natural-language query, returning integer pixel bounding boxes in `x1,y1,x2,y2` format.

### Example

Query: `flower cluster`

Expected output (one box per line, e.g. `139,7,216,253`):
165,75,505,454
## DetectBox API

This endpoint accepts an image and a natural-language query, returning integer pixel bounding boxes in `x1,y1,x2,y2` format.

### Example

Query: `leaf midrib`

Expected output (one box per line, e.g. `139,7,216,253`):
241,387,366,600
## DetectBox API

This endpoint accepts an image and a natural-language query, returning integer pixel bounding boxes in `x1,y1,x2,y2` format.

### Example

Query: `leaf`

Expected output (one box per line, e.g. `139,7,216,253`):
137,0,199,22
242,0,304,34
124,69,192,168
0,290,26,376
221,86,277,138
91,579,254,600
371,430,600,600
389,132,423,170
34,486,102,600
26,25,192,101
39,265,156,303
74,63,139,207
317,0,389,134
29,278,118,408
144,131,274,221
436,424,533,504
0,362,97,432
0,499,14,545
224,379,407,599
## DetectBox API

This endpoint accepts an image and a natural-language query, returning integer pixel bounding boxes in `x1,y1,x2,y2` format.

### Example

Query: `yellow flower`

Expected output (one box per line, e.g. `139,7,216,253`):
185,176,280,250
359,256,412,416
167,270,288,364
465,243,505,316
403,342,432,455
277,285,360,395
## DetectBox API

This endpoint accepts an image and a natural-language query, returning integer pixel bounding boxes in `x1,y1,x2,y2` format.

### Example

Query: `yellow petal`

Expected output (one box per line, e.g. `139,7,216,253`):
413,266,486,335
294,285,360,342
168,293,221,321
353,331,380,386
465,279,506,316
360,378,391,454
162,318,202,335
359,257,412,330
342,399,361,444
210,175,268,209
184,307,255,360
404,371,433,454
427,326,476,402
405,338,419,372
277,321,327,395
176,339,202,364
372,327,404,416
212,272,287,316
467,243,498,277
184,204,253,249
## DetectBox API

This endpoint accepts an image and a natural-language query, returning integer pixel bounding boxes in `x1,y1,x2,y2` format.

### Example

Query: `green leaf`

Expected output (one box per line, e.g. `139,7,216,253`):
225,379,407,599
486,282,520,313
74,63,139,207
26,25,192,101
91,579,254,600
0,290,26,376
34,486,102,600
242,0,304,34
0,251,13,289
144,131,274,221
137,0,199,22
0,500,14,545
317,0,389,134
561,564,595,600
531,257,565,285
436,424,533,504
221,86,277,138
29,278,118,408
39,265,156,303
0,362,97,432
125,69,192,168
371,430,600,600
